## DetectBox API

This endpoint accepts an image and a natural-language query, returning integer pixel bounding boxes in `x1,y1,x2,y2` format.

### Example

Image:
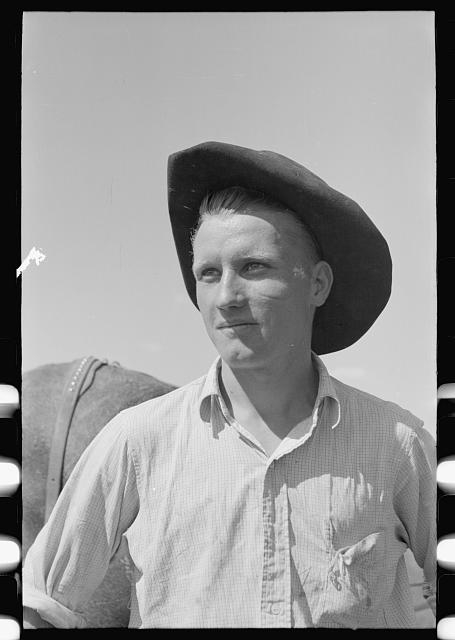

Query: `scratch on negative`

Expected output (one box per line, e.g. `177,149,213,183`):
16,246,47,278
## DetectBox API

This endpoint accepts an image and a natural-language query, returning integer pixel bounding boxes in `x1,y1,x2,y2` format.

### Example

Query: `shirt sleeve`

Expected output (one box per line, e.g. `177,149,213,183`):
23,410,139,628
393,427,437,616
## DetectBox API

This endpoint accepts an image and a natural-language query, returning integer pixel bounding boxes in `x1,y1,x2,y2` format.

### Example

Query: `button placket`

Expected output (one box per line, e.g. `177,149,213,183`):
260,460,291,627
280,472,292,627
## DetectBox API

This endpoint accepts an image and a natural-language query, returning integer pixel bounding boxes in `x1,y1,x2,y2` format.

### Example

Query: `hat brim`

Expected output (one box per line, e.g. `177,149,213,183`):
167,141,392,355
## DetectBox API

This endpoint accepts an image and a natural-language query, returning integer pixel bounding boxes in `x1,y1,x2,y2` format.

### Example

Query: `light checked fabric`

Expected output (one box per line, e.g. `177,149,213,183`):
23,354,436,628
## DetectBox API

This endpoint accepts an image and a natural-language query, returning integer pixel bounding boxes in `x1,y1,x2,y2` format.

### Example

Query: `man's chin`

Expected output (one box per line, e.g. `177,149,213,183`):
218,347,265,370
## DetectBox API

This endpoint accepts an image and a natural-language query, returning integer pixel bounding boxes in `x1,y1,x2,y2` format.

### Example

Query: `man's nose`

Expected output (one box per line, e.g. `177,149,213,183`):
216,271,245,309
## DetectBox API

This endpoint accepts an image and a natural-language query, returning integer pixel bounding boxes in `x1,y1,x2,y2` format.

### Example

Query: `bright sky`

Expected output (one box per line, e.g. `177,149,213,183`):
21,12,436,437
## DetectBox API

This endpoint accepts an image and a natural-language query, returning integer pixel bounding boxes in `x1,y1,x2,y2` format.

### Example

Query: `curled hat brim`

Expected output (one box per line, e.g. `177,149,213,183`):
167,141,392,355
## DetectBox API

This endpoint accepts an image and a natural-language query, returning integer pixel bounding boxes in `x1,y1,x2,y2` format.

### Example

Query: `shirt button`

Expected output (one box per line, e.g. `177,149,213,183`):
271,604,281,615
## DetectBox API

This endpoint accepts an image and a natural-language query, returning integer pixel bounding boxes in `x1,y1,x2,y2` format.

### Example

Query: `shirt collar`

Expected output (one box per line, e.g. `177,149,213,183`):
199,352,341,430
311,352,341,429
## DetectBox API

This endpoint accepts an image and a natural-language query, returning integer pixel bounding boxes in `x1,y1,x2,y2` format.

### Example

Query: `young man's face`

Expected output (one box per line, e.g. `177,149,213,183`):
192,205,321,371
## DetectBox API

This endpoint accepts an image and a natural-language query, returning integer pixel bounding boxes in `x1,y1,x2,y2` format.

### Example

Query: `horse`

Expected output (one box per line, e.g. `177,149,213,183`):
22,356,176,628
22,356,435,628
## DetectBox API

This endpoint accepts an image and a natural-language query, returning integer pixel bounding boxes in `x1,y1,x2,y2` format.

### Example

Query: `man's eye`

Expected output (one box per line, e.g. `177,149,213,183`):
199,268,219,281
245,262,265,272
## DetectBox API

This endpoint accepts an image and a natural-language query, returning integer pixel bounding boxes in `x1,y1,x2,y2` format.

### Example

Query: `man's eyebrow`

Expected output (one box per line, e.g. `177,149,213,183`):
237,252,279,264
192,257,212,268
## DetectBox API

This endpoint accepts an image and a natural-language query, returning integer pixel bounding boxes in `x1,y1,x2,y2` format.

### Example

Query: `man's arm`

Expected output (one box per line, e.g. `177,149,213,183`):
393,428,436,616
23,606,54,629
22,411,139,628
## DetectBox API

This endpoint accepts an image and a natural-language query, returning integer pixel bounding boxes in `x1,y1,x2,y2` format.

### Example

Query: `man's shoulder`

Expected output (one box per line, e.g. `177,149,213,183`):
331,376,425,440
111,372,207,441
120,373,206,420
332,377,436,469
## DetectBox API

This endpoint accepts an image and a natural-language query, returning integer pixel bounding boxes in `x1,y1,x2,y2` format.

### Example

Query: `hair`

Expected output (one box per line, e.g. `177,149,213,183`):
191,186,322,268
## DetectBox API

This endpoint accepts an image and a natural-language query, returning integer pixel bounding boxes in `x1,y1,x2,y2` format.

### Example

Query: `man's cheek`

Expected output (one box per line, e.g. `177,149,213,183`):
253,283,294,304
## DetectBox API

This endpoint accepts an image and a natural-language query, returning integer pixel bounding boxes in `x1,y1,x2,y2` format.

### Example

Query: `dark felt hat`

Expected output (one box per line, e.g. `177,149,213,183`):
167,141,392,355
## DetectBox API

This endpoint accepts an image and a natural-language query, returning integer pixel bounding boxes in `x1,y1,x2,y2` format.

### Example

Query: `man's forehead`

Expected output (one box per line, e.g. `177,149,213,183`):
198,204,303,236
194,212,290,248
192,213,309,269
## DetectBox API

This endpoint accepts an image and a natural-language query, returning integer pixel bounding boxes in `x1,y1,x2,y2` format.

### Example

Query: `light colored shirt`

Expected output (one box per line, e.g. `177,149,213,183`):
23,354,436,628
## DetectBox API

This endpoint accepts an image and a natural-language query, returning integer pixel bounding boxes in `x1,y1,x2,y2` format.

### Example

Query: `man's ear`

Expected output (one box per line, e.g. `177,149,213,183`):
311,261,333,308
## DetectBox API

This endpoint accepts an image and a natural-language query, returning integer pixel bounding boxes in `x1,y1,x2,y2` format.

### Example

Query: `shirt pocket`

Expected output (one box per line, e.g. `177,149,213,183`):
314,530,388,628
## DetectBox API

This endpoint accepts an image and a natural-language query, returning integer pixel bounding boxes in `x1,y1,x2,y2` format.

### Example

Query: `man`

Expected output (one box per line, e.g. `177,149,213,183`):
23,141,436,628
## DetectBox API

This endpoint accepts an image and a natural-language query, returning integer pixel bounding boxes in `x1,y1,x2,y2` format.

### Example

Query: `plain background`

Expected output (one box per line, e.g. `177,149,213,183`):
21,11,436,438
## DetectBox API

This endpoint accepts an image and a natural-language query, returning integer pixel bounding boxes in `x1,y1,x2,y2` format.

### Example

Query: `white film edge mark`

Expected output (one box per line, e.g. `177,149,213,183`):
16,246,46,277
438,384,455,400
0,386,19,419
0,538,20,573
0,618,20,640
438,458,455,494
437,536,455,572
0,459,20,497
437,617,455,640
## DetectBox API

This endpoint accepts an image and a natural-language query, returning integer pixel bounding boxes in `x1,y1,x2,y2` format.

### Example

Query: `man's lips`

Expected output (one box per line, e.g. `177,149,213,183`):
217,322,258,329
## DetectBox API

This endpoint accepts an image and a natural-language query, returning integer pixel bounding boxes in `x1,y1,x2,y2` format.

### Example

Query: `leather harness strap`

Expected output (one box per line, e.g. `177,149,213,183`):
44,356,107,522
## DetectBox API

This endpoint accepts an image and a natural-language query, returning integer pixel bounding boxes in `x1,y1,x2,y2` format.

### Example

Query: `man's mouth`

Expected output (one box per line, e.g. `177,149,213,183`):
217,322,257,329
